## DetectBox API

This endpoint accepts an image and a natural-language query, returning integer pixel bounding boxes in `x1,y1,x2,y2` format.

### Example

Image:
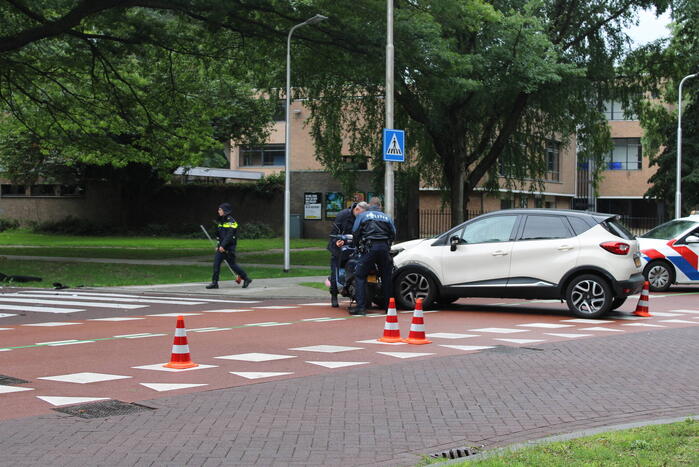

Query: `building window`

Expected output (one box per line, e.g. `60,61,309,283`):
545,141,560,181
0,184,85,197
239,144,286,167
605,138,642,170
273,100,286,122
603,100,637,121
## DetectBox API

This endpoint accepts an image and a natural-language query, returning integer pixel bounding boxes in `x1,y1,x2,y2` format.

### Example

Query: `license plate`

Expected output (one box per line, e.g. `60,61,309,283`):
367,274,378,283
634,256,641,268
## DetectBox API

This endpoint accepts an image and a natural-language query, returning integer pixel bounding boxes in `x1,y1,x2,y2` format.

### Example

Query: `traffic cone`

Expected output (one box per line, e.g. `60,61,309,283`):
163,315,199,369
402,298,432,345
377,298,402,343
632,281,652,317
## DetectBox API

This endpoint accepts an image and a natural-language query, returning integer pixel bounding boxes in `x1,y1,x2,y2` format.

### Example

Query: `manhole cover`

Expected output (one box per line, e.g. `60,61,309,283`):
53,400,155,419
0,375,29,385
429,446,480,459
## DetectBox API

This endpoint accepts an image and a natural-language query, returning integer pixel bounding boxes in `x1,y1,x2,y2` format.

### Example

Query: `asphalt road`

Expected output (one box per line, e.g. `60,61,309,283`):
1,285,698,465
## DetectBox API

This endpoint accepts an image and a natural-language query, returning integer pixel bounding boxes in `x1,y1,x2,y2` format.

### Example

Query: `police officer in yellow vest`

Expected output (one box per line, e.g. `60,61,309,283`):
206,203,252,289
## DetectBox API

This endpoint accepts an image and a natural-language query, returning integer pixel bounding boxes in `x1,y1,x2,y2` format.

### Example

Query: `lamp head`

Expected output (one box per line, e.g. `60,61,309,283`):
304,14,328,25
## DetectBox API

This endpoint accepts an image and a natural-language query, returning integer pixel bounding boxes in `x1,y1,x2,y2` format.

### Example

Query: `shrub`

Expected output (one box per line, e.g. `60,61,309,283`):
31,216,114,235
238,222,276,239
0,218,19,232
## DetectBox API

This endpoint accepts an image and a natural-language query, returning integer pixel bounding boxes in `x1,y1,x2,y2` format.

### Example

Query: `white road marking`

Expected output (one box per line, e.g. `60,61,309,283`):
140,383,208,392
671,309,699,314
0,297,146,309
495,338,546,344
621,323,666,327
427,333,479,339
113,333,167,339
355,339,406,345
306,361,369,368
516,323,574,329
200,309,252,313
24,290,259,303
22,322,81,327
658,319,697,324
132,363,218,372
36,396,109,406
469,328,529,334
35,339,94,346
0,304,83,314
38,372,131,384
376,352,434,359
0,385,34,394
579,327,624,332
0,313,17,318
439,345,495,351
214,353,296,362
230,372,293,379
561,319,615,324
88,317,145,322
12,293,206,306
545,333,593,338
289,345,363,353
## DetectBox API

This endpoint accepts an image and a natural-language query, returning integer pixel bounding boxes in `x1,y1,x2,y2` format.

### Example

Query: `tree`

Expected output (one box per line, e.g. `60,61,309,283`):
0,1,300,173
280,0,672,225
624,0,699,215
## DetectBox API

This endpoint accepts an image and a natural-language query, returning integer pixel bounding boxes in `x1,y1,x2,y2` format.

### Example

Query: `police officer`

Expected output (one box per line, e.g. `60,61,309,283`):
327,202,358,307
206,203,252,289
349,198,396,315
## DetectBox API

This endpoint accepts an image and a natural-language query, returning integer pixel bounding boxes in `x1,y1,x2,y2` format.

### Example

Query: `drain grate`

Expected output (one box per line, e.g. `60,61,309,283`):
0,375,29,385
429,446,480,459
53,400,155,419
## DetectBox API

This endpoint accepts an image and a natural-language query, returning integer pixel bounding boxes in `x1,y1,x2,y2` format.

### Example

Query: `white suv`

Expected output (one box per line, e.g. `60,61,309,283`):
391,209,644,318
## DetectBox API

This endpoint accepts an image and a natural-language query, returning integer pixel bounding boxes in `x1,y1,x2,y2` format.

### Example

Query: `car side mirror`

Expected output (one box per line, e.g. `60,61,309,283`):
685,235,699,244
450,235,460,252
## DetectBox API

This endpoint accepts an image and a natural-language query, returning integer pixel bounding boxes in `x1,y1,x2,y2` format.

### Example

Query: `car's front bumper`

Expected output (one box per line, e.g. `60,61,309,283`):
614,273,645,296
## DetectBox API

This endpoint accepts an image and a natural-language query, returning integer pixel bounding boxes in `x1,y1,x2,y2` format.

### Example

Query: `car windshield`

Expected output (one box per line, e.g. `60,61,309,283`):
641,220,697,239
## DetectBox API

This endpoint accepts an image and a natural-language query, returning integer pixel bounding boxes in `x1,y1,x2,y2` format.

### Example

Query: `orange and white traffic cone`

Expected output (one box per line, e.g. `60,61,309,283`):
402,298,432,345
632,281,652,317
163,315,199,369
377,298,402,343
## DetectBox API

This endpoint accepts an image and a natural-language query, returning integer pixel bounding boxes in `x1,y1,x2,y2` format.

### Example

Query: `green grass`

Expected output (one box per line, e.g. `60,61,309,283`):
421,418,699,466
0,230,326,252
238,250,329,267
299,281,329,291
0,247,211,260
0,258,324,287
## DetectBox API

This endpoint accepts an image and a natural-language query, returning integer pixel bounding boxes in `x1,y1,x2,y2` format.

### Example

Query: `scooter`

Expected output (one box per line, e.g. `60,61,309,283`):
330,234,387,311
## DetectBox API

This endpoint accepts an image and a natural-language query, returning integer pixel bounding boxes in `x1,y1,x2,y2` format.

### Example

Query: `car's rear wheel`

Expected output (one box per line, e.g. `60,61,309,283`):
644,260,674,292
395,269,437,309
565,274,613,318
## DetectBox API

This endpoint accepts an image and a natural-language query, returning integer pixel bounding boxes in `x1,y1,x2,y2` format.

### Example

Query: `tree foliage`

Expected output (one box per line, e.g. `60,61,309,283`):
0,1,296,175
624,0,699,214
282,0,672,224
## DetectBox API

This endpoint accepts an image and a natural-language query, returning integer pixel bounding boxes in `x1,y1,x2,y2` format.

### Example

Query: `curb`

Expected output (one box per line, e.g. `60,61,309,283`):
430,414,699,465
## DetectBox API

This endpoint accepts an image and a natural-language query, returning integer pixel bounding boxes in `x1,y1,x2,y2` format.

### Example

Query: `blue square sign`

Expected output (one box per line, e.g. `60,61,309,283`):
383,129,405,162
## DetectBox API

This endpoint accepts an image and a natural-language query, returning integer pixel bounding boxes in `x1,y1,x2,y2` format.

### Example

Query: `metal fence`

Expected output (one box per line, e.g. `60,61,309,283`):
419,209,485,238
418,209,661,238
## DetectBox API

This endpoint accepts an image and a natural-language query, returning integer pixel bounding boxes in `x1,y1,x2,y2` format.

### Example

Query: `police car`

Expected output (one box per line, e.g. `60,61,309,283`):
638,214,699,291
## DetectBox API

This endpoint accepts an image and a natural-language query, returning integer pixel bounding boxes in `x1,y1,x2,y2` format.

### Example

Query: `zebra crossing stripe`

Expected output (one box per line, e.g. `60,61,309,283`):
12,293,206,306
0,297,146,309
0,304,84,313
23,290,259,303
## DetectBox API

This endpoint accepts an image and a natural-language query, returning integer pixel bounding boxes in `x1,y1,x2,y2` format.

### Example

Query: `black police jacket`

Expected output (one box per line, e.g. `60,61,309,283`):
327,207,355,256
216,214,239,251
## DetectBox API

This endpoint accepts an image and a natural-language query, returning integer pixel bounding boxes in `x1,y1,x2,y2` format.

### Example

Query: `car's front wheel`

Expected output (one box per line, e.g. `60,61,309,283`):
565,274,613,318
394,269,437,309
644,260,674,292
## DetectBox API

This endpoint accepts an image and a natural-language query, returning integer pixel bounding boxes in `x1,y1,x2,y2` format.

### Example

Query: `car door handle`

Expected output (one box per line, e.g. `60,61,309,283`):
491,250,508,256
557,245,574,251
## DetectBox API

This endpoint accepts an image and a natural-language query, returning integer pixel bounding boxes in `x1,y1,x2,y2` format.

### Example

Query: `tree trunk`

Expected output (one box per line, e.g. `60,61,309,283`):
448,165,465,227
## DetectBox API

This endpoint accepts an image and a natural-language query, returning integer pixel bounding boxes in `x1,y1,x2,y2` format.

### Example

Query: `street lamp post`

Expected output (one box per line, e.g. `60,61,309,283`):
284,14,327,272
675,72,698,219
384,0,394,219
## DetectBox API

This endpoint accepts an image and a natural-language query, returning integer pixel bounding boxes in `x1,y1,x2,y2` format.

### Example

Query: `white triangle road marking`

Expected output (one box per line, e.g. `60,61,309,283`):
376,352,434,359
139,383,208,392
36,396,109,407
306,361,369,368
230,372,293,380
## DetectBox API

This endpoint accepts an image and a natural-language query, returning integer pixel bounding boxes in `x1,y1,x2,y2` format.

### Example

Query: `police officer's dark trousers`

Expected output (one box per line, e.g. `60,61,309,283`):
212,250,248,283
354,241,393,310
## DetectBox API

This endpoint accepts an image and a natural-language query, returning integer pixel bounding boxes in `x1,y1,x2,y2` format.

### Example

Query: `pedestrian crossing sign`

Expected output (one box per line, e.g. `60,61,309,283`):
383,129,405,162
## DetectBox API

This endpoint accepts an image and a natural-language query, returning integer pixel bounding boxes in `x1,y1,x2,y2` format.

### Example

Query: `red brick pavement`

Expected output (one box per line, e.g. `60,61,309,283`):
0,326,697,466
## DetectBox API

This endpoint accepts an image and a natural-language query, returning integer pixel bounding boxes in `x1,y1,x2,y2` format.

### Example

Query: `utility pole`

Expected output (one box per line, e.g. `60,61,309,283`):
384,0,394,218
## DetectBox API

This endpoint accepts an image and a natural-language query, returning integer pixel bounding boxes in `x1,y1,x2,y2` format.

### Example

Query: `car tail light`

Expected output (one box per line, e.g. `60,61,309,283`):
600,241,630,255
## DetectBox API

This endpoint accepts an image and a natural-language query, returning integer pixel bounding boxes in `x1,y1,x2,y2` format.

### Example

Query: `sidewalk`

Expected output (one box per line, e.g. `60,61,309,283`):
1,326,697,466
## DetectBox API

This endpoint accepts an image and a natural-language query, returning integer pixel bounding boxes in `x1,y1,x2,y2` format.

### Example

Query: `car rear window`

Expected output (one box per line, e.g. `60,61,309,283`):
567,216,593,235
520,215,572,240
601,218,635,240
